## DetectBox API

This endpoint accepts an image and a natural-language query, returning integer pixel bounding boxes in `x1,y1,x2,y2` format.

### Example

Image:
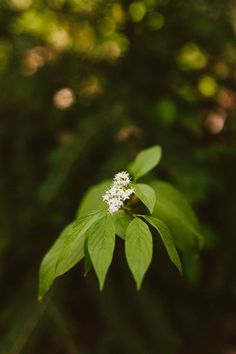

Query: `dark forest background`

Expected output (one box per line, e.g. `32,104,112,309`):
1,0,236,353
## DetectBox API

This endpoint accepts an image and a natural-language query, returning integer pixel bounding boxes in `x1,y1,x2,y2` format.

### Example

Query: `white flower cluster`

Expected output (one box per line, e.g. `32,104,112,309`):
102,171,135,214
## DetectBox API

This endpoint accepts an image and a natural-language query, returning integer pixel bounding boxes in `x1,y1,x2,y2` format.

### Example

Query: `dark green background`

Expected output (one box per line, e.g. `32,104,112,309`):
1,0,236,353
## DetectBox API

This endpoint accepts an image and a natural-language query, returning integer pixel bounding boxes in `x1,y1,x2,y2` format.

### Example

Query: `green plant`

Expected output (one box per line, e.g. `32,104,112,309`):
38,146,203,301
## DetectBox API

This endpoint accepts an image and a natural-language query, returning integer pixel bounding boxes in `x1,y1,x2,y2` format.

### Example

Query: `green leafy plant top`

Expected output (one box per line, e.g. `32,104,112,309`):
38,145,203,301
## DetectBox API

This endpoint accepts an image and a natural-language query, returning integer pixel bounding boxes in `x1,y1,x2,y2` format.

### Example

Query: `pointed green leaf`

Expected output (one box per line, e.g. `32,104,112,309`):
38,223,73,301
77,180,111,217
143,216,182,274
112,210,132,239
56,211,105,277
125,217,153,289
134,183,156,213
129,145,162,181
83,237,92,277
150,180,204,252
87,214,115,290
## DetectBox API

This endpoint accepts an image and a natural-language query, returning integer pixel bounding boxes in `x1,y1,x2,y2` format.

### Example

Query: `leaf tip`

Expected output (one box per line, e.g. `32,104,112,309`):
97,274,106,291
99,281,105,291
176,258,183,276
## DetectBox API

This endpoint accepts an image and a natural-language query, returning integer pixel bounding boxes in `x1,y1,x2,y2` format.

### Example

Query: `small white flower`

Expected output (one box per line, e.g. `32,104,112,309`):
102,171,135,214
113,171,131,187
107,198,123,214
122,187,135,200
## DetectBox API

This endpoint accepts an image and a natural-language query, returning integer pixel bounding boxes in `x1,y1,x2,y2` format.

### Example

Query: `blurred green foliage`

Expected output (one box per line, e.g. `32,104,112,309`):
0,0,236,353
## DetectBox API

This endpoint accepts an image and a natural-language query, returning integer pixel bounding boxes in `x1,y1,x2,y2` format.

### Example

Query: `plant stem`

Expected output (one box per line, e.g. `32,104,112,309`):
122,206,135,218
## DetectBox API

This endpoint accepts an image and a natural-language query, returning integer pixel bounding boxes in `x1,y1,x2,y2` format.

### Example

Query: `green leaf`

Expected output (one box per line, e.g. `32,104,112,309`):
38,223,73,301
112,210,132,239
134,183,156,213
77,180,111,217
129,145,162,181
83,237,92,277
143,216,182,274
182,253,201,285
150,180,204,253
125,217,153,289
87,214,116,290
56,211,104,277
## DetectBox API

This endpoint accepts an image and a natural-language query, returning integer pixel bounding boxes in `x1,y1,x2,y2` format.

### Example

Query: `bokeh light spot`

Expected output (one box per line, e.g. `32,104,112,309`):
96,36,129,61
178,43,208,70
47,28,71,50
7,0,32,11
74,23,95,54
12,9,52,35
98,17,116,36
213,61,230,79
153,98,177,125
217,89,236,109
147,12,165,30
53,88,76,110
198,76,218,97
117,125,141,142
69,0,93,13
22,46,46,75
22,46,56,75
112,4,126,24
129,2,147,22
144,0,157,10
79,76,102,102
204,110,226,134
